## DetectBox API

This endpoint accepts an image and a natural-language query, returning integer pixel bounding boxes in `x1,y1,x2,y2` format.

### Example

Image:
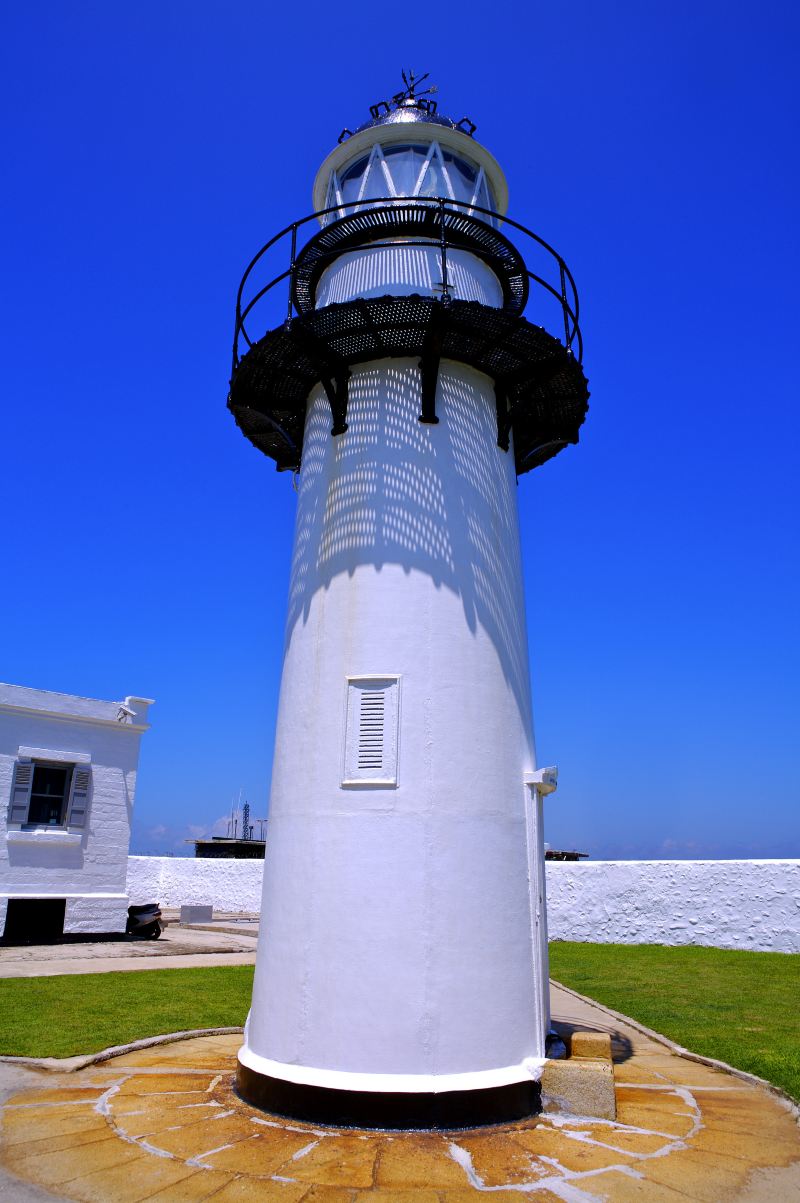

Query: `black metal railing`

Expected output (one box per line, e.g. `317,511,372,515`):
232,196,582,379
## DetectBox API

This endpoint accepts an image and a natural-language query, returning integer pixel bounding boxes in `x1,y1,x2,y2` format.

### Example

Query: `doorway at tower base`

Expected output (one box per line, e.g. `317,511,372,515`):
235,1062,542,1130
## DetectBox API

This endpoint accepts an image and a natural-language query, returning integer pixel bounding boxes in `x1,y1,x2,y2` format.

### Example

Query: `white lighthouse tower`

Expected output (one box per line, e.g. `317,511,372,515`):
229,74,589,1127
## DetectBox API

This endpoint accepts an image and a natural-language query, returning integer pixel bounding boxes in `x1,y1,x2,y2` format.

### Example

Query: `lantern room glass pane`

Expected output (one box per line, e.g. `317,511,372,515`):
339,153,370,205
442,149,479,198
417,148,452,199
323,140,498,224
324,172,341,217
382,144,429,196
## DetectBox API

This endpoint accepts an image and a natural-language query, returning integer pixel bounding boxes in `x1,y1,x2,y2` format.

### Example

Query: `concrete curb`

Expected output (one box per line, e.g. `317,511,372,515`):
0,1026,244,1073
551,978,800,1123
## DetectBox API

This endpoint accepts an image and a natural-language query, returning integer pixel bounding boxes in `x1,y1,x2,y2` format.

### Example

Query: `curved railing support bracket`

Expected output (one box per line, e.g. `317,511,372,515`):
418,304,447,424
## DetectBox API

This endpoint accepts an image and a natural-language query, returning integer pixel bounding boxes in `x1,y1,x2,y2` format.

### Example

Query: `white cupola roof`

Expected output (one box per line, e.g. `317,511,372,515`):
313,75,508,215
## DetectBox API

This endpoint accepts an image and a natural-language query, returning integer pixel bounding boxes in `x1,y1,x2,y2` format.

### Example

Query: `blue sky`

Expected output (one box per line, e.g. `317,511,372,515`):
2,1,797,859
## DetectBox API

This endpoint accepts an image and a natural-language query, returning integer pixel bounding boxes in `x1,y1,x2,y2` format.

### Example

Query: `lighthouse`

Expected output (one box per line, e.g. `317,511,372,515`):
228,74,589,1128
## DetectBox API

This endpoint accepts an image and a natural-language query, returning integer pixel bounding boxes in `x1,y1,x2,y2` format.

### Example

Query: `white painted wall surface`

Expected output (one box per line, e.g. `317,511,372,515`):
0,684,151,935
125,857,800,954
546,860,800,953
240,355,547,1093
127,854,264,913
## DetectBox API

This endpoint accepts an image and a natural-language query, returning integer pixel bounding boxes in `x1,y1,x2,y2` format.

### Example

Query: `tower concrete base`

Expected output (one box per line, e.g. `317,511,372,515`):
235,1061,541,1130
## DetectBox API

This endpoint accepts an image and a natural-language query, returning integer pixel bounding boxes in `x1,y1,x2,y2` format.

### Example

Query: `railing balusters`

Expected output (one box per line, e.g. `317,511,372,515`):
286,225,297,327
438,198,450,304
559,261,571,354
233,196,582,370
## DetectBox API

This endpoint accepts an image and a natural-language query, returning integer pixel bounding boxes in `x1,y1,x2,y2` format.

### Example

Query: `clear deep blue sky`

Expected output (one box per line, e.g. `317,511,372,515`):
2,1,798,859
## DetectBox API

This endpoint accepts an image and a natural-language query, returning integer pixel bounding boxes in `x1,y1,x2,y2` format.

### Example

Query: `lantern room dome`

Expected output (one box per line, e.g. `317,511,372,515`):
314,77,509,215
352,95,475,136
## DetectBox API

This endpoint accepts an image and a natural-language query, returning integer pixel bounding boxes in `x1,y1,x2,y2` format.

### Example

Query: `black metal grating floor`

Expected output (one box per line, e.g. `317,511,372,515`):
228,295,589,475
291,206,529,316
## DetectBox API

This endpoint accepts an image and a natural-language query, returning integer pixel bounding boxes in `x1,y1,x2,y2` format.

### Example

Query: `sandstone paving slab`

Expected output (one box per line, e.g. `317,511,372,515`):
640,1145,764,1202
296,1189,360,1203
611,1058,733,1088
684,1088,800,1139
144,1114,285,1159
115,1071,219,1095
142,1168,236,1201
109,1100,227,1137
283,1135,381,1188
3,1085,107,1106
199,1132,319,1176
2,999,799,1201
53,1154,206,1203
196,1176,312,1201
438,1193,565,1203
546,1123,676,1158
1,1125,123,1165
576,1168,695,1201
2,1103,109,1146
6,1132,145,1188
354,1190,441,1203
508,1123,643,1174
373,1136,469,1188
449,1127,552,1185
691,1121,800,1166
110,1035,240,1069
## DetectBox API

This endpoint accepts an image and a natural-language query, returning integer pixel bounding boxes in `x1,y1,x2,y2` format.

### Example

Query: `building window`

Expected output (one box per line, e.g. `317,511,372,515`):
27,763,73,826
8,759,91,828
342,676,400,787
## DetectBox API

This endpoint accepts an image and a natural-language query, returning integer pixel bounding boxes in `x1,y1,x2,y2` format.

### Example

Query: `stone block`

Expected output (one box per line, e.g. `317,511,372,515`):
570,1030,612,1060
541,1056,616,1120
180,904,213,924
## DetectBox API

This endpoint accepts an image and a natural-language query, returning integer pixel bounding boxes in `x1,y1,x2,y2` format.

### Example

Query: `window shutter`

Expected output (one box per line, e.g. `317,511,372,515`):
8,760,33,824
343,677,400,786
66,766,91,828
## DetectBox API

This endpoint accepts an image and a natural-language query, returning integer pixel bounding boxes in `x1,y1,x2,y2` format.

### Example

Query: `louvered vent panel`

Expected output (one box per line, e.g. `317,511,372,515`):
357,691,386,770
343,677,400,786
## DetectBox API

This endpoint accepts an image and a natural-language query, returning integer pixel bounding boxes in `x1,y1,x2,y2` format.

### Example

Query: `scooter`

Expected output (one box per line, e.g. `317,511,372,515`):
126,903,162,939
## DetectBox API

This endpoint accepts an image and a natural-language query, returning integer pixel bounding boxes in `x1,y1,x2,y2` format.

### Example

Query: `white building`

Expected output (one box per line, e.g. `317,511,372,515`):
0,683,152,940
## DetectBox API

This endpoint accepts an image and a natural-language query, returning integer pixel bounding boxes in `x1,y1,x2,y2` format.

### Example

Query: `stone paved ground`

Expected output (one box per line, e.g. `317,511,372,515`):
1,993,798,1201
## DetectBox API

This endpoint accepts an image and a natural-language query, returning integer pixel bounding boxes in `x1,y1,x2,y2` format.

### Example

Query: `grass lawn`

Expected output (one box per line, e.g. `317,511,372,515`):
1,947,797,1105
0,966,254,1059
549,942,800,1102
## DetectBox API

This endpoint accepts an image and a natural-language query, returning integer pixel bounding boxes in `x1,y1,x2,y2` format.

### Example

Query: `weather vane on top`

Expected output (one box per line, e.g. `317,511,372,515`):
395,69,438,104
368,70,439,121
337,71,475,143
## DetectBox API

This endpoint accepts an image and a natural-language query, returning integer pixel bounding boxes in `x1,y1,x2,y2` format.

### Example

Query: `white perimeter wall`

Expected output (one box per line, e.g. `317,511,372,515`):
128,855,264,914
127,857,800,954
545,860,800,954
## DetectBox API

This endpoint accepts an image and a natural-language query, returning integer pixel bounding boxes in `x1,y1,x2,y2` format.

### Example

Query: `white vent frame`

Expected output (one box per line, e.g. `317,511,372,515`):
342,675,401,788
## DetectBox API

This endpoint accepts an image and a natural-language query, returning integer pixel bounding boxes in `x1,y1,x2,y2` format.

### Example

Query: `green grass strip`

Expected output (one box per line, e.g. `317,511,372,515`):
0,966,254,1059
549,942,800,1102
1,948,797,1106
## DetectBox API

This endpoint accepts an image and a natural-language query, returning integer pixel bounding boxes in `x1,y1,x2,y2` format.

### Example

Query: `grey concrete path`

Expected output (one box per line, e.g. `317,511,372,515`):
0,925,259,978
